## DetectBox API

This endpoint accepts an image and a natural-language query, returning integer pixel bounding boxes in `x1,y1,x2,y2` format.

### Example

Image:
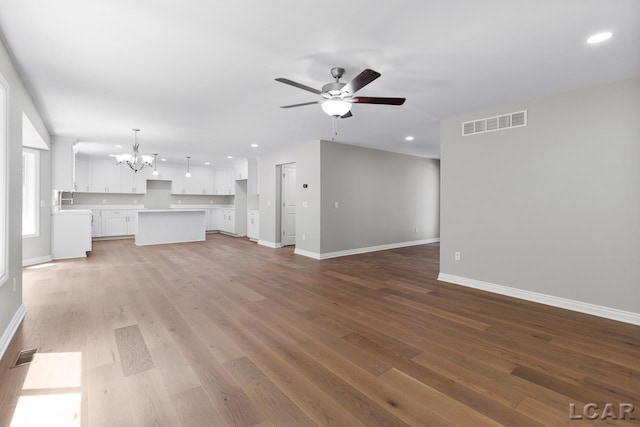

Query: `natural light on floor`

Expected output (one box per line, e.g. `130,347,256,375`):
10,352,82,427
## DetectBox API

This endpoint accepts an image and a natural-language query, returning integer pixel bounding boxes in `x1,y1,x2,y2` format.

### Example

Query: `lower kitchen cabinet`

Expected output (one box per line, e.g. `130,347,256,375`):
91,210,103,237
220,208,235,234
206,208,220,231
93,209,137,237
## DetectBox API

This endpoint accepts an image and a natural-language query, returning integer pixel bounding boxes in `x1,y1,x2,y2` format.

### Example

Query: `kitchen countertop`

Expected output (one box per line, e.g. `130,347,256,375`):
137,209,207,213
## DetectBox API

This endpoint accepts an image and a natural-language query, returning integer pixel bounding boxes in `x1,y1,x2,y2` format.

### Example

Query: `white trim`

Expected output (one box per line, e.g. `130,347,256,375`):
296,238,441,260
437,273,640,326
0,72,9,288
22,255,52,267
0,304,26,362
22,147,40,238
258,240,282,248
293,248,320,259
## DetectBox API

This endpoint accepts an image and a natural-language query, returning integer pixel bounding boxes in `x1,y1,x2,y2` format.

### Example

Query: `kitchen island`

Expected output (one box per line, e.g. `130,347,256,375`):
135,209,206,246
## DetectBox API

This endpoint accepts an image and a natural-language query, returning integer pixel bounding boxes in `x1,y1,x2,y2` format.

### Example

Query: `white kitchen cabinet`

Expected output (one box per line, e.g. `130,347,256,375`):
51,210,92,259
220,208,235,234
90,161,122,193
206,208,220,231
75,155,91,192
247,210,259,241
120,166,151,193
234,159,248,180
173,166,215,195
215,167,234,195
103,209,136,236
91,210,103,237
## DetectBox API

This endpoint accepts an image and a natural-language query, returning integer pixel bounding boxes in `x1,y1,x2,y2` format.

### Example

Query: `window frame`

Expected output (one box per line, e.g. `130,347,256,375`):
22,147,40,238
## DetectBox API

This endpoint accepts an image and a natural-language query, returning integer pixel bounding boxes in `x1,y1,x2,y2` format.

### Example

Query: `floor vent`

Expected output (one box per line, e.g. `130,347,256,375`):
462,110,527,136
13,348,37,368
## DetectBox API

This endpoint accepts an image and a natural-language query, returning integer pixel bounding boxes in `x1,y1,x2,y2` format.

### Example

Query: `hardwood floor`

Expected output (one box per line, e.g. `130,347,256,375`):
1,234,639,426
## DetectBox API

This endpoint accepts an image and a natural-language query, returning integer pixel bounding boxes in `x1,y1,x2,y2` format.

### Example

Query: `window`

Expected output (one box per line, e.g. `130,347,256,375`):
0,73,8,286
22,148,39,237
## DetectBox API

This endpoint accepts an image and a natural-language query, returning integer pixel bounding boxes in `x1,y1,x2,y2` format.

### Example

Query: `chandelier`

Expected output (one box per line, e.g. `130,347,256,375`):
115,128,154,172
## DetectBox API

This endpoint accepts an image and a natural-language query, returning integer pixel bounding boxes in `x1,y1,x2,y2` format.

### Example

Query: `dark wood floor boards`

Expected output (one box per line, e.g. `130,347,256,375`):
1,233,638,426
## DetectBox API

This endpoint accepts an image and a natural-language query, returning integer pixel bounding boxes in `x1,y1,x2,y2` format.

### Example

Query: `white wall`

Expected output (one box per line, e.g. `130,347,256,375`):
440,76,640,320
320,141,440,256
0,35,50,359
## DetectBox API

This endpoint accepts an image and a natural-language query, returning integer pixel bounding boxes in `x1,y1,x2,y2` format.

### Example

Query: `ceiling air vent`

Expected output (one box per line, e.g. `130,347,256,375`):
462,110,527,136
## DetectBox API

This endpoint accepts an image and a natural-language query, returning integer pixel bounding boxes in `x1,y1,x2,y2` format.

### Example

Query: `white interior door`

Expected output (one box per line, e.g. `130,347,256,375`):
281,163,296,246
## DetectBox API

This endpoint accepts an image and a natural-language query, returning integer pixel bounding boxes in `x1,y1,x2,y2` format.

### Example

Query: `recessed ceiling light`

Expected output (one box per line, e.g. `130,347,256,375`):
227,155,233,159
204,162,210,165
160,158,167,162
115,145,123,148
250,143,259,148
405,136,414,141
587,32,613,44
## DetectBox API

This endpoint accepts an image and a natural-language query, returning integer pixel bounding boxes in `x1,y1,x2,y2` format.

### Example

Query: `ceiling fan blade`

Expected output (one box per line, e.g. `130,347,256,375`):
275,78,322,95
279,101,320,108
353,96,406,105
340,111,353,119
341,69,381,95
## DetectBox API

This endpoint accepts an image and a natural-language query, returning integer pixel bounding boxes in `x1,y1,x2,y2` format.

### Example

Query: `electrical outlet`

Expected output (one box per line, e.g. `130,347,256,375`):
455,251,461,261
267,200,271,207
334,201,339,208
13,277,16,292
102,199,106,204
302,233,306,241
415,227,419,233
302,201,308,208
133,199,137,204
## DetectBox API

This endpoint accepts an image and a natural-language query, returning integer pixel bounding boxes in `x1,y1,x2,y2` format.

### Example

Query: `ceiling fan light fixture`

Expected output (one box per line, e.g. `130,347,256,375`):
321,99,352,117
587,31,613,44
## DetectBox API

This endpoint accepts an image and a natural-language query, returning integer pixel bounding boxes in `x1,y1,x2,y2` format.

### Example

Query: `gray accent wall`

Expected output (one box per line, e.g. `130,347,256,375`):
320,141,440,254
440,76,640,314
0,35,50,348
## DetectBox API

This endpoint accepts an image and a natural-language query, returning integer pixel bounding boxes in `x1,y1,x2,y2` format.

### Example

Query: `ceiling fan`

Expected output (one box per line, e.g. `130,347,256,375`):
275,67,406,119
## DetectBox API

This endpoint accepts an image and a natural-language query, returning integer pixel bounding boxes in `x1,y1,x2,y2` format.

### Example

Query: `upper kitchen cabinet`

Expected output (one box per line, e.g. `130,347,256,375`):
234,159,248,181
74,154,91,192
74,155,154,194
89,160,121,193
215,166,234,195
171,166,215,195
120,166,152,194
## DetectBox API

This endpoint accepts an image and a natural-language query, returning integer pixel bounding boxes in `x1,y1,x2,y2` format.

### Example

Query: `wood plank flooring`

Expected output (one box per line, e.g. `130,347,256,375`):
1,234,639,426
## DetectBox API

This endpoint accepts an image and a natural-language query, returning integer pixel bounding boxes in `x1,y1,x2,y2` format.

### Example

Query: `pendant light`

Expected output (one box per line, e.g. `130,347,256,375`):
114,128,154,172
185,156,191,178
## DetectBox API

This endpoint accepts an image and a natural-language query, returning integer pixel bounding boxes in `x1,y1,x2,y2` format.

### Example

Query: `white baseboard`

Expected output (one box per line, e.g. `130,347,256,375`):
23,255,52,267
0,304,26,362
295,238,440,260
437,273,640,326
258,240,283,248
293,248,320,259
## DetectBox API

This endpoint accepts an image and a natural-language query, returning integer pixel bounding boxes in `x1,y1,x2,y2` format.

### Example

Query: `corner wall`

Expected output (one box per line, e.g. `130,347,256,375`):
0,35,50,360
258,141,321,254
440,76,640,321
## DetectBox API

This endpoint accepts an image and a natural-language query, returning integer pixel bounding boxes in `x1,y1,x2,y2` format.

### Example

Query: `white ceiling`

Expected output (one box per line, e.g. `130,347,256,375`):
1,0,639,165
